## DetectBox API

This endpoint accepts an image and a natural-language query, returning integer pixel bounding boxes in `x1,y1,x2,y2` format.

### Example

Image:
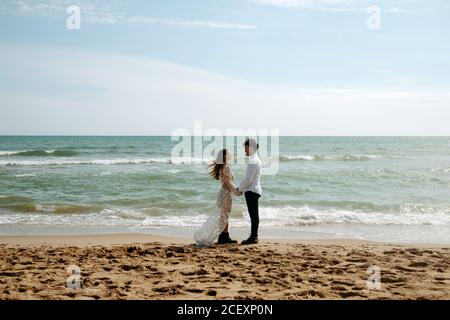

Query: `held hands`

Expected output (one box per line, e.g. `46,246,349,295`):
236,188,243,196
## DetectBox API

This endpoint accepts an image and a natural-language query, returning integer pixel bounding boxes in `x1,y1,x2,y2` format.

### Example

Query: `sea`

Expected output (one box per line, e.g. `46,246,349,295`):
0,136,449,244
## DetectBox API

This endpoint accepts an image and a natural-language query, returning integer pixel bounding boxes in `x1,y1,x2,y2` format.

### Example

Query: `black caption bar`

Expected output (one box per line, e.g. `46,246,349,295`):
0,300,446,319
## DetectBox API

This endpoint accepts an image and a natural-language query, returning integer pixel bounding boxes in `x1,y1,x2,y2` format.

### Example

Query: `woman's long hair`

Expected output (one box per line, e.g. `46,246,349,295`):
209,149,227,180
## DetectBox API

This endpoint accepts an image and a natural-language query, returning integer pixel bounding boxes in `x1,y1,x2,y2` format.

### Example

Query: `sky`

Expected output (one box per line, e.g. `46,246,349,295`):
0,0,449,135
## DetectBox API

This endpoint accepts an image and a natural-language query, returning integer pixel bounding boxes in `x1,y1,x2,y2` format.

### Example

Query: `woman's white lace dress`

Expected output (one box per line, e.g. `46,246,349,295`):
194,165,240,245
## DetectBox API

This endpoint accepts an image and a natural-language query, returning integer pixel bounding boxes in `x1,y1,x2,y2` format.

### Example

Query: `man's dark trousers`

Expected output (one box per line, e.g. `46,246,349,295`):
244,191,261,239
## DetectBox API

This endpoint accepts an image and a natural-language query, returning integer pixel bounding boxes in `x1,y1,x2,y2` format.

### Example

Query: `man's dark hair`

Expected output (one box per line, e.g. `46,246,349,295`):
244,138,259,150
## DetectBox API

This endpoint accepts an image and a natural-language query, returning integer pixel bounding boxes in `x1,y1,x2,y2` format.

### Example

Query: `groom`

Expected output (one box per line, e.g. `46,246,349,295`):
237,138,262,245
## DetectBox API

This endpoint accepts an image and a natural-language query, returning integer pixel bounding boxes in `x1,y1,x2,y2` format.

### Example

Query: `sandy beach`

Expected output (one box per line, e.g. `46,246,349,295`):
0,234,448,300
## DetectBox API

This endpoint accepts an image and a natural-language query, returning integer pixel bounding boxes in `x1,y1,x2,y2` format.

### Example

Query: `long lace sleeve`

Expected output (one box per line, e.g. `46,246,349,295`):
221,166,241,196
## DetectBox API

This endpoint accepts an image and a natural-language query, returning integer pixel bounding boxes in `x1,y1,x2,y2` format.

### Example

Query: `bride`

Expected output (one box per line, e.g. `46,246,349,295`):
194,149,242,246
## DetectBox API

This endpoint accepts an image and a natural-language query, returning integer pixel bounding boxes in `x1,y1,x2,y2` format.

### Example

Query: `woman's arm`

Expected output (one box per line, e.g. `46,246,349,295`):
222,166,242,196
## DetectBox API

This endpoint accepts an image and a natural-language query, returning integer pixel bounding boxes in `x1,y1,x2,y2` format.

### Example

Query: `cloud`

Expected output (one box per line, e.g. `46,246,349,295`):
0,0,256,29
0,0,126,23
1,46,449,135
248,0,362,11
124,16,256,30
247,0,408,13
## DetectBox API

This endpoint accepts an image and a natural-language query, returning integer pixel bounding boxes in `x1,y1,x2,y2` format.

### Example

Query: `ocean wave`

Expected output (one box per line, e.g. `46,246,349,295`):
139,205,450,228
253,206,450,227
0,207,166,226
0,151,27,156
0,195,34,205
1,203,449,227
0,157,210,166
0,149,79,157
0,202,103,214
428,167,450,174
14,174,38,178
0,153,382,165
280,154,382,161
279,201,446,214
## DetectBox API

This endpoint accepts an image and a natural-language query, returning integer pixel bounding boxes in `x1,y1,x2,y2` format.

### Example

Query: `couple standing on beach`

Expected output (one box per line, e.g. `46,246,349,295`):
194,138,262,246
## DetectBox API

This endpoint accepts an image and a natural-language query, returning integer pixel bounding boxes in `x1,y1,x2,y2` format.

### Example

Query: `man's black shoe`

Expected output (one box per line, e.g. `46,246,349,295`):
218,232,238,244
241,237,258,245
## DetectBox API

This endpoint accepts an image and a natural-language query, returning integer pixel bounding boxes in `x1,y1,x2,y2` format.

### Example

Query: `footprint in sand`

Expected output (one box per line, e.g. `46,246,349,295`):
408,261,428,268
186,288,204,293
180,268,208,276
381,275,407,284
338,291,364,298
346,257,368,263
332,279,354,286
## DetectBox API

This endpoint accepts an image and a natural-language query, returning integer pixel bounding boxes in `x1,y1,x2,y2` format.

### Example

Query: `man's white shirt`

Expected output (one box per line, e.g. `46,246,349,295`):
238,153,262,196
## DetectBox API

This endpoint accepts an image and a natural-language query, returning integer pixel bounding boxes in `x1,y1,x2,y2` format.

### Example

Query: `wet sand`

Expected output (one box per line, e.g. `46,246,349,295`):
0,234,449,300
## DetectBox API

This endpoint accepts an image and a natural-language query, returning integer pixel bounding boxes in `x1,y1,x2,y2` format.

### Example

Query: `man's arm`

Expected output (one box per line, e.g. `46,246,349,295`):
239,164,258,191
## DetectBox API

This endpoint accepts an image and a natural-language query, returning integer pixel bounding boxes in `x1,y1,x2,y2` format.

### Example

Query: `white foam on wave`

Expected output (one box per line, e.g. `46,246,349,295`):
0,153,383,165
34,204,57,213
93,171,112,176
0,150,56,156
429,167,450,173
0,157,211,167
280,154,382,161
137,205,450,228
0,208,144,226
1,205,449,228
255,206,450,227
0,150,27,156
